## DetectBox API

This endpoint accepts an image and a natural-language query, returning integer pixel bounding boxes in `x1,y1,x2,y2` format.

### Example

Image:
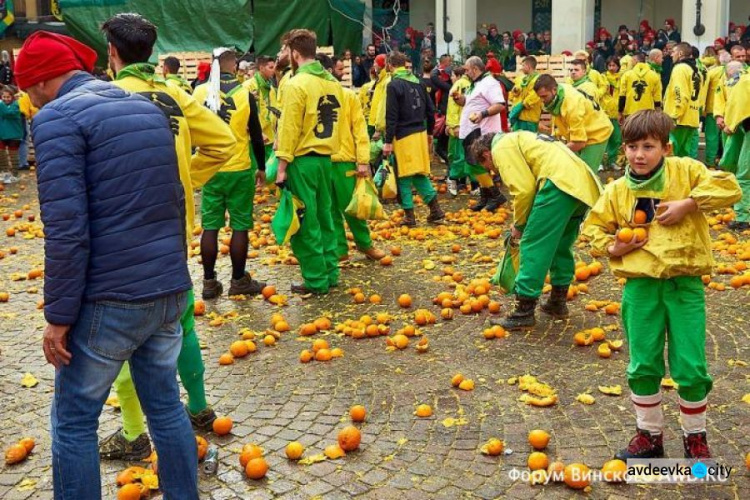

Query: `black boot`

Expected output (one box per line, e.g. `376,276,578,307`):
400,208,416,227
471,188,490,212
540,286,569,318
490,296,537,330
615,428,664,460
484,186,507,212
426,197,445,223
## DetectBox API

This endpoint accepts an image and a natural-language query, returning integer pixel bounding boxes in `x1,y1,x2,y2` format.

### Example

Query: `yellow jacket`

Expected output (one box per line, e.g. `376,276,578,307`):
704,65,724,115
551,84,613,145
17,92,38,119
194,76,256,172
587,68,609,101
359,80,375,123
723,72,750,133
276,69,293,104
600,71,620,119
368,70,390,130
332,87,370,164
619,63,662,116
243,75,278,144
276,63,345,162
619,55,634,73
663,61,702,127
446,76,471,129
114,72,236,236
567,77,601,105
492,132,602,227
165,74,193,94
510,72,542,123
583,157,741,279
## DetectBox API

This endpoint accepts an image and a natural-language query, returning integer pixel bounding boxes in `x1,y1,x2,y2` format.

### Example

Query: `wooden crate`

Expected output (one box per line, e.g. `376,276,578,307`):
157,51,212,81
318,46,352,88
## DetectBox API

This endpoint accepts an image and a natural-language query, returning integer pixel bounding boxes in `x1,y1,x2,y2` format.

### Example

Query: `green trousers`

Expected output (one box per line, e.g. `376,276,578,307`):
578,141,608,173
512,120,539,132
606,119,622,166
397,174,436,210
287,155,339,292
331,162,373,257
670,125,699,159
734,129,750,222
515,181,587,298
622,276,712,402
114,289,207,441
704,114,720,167
447,136,467,180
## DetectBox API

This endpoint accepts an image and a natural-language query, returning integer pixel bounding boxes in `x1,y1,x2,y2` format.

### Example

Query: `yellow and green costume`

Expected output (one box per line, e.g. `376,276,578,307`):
720,73,750,223
165,73,193,94
619,62,662,116
243,72,278,164
446,75,471,180
602,70,622,165
509,72,542,132
664,61,702,158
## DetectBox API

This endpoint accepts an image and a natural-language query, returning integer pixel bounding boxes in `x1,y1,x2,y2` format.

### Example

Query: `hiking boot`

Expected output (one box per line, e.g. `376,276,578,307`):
202,278,223,300
99,428,152,461
359,247,386,261
291,282,328,295
187,405,217,433
471,188,489,212
426,197,446,223
228,274,266,296
540,286,569,318
490,296,537,330
727,220,750,231
484,186,507,212
614,428,664,460
683,431,711,459
447,179,459,197
400,208,416,227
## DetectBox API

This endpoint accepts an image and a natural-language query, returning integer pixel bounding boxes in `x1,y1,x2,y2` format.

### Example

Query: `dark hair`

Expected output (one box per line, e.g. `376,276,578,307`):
673,42,692,60
422,58,435,73
163,56,180,74
0,86,13,96
522,56,537,69
101,13,157,65
315,53,333,71
570,58,587,69
439,54,451,62
691,46,700,59
533,74,557,91
331,56,342,67
606,56,621,69
632,52,646,63
256,55,274,66
452,66,466,77
622,110,674,146
388,51,408,67
366,44,376,51
469,133,496,164
286,29,317,59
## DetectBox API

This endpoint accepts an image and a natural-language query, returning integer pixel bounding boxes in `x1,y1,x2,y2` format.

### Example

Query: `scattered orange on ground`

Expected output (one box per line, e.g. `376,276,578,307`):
350,405,366,422
415,404,433,417
564,463,591,489
212,416,233,436
285,442,304,460
245,457,269,479
528,430,550,450
527,452,549,471
337,426,361,451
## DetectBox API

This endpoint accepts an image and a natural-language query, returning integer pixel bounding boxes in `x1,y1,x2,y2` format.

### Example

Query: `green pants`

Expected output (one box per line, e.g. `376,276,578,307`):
114,289,208,440
515,181,587,298
622,276,712,402
447,136,467,180
704,114,720,167
331,162,373,257
201,169,254,230
733,129,750,222
670,125,699,159
512,120,539,132
287,155,339,292
397,174,436,210
578,141,608,173
606,119,622,166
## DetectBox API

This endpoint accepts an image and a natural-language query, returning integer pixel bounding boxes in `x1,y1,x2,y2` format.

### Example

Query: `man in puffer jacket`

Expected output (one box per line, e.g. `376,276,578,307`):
15,32,199,500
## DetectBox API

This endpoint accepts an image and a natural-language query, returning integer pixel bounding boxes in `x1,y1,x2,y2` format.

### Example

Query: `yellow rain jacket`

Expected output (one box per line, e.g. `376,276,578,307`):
446,76,471,131
492,132,602,227
243,75,278,144
510,72,542,123
583,158,741,278
276,69,293,104
165,74,193,94
550,84,613,145
704,65,724,115
359,79,375,123
114,67,236,236
587,68,609,101
332,87,370,164
723,73,750,133
619,54,634,73
664,61,702,127
600,71,620,119
567,77,601,105
276,62,344,162
368,69,390,131
619,63,662,116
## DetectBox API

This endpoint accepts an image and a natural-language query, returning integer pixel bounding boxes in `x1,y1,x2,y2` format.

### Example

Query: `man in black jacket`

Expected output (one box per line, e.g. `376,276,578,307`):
382,52,445,227
431,54,453,164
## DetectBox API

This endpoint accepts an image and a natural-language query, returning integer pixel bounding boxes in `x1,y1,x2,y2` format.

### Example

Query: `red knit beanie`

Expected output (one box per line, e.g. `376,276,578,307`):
15,31,97,90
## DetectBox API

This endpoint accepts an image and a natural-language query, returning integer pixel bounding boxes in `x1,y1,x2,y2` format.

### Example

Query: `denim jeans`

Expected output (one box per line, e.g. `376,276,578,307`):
51,292,198,500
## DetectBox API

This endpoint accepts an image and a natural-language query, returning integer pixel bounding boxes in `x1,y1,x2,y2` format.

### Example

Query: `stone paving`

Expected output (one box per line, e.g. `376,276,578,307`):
1,169,749,499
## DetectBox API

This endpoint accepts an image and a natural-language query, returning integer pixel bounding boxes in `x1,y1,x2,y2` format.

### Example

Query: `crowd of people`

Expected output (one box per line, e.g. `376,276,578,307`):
6,9,749,499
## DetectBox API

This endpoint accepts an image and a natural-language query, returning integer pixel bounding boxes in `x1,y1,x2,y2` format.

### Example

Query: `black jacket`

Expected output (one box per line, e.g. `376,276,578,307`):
430,66,452,115
385,77,435,144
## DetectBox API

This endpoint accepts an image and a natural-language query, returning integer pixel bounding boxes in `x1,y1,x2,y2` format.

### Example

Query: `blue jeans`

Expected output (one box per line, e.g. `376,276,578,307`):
51,292,198,500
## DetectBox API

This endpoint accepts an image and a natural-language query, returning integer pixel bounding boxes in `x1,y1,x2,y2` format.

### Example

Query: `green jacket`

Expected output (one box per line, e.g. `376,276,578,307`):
0,101,24,141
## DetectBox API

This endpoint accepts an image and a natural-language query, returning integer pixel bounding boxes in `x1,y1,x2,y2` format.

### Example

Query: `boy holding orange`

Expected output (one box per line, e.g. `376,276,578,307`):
583,110,740,459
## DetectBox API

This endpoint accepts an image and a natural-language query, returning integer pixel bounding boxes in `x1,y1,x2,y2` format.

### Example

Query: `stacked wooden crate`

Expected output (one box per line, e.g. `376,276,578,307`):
156,52,212,81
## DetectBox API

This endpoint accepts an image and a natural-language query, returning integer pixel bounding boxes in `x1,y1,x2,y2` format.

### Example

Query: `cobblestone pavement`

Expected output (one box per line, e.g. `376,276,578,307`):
1,169,749,499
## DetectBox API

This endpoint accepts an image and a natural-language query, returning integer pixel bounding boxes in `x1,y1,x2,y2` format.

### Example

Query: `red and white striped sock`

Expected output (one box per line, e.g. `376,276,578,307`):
631,392,664,435
679,397,707,435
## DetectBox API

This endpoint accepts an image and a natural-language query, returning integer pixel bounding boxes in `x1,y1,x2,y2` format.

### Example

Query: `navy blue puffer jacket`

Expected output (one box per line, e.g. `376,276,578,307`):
32,72,192,325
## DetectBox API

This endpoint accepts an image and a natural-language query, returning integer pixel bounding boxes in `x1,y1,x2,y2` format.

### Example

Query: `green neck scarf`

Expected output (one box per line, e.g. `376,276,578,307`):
543,85,565,115
166,74,188,85
116,63,165,85
572,74,590,88
295,60,337,82
392,67,419,84
521,71,538,89
648,62,662,74
625,160,666,192
254,72,272,121
468,72,491,95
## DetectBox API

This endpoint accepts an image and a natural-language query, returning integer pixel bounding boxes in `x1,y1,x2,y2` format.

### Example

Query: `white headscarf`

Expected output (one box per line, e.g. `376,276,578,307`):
206,47,233,113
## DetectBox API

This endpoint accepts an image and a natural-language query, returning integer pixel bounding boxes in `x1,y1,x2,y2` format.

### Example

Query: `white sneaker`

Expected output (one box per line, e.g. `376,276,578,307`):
447,179,458,197
470,187,480,196
3,174,18,184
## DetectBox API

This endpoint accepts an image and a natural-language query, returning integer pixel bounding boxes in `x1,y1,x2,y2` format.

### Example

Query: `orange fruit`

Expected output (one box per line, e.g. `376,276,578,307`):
350,405,366,422
390,246,402,256
263,334,276,346
547,461,566,481
564,463,591,489
604,303,619,315
484,438,504,456
324,444,346,459
574,267,591,281
299,349,313,363
633,227,648,242
488,301,501,314
18,438,35,454
212,416,233,435
451,244,461,253
193,300,206,316
241,443,263,459
312,339,329,352
380,255,393,266
353,292,366,303
365,324,380,337
597,343,612,358
261,285,276,299
527,452,549,471
245,457,269,479
589,327,605,341
6,228,15,237
633,209,648,224
240,449,260,468
4,443,27,465
601,459,627,482
337,426,361,452
441,308,454,320
285,441,304,460
218,353,234,365
402,325,416,336
270,313,285,327
196,436,209,459
117,483,144,500
230,341,249,358
27,268,42,280
617,228,634,243
274,320,290,332
730,276,744,289
397,294,412,308
573,331,594,346
451,374,464,387
392,334,409,349
458,379,475,391
415,404,433,417
331,347,344,358
116,466,145,486
315,348,333,361
299,323,317,336
369,294,382,304
528,430,550,450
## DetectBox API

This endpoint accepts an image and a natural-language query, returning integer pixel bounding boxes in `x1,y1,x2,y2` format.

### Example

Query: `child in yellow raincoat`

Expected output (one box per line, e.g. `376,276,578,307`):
663,43,703,158
583,110,740,461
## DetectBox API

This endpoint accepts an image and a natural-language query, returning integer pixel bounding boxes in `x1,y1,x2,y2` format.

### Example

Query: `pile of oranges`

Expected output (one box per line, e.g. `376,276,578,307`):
300,338,344,363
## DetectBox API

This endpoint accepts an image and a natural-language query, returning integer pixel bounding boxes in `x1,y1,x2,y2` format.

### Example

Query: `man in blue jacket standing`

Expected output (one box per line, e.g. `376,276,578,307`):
15,32,199,499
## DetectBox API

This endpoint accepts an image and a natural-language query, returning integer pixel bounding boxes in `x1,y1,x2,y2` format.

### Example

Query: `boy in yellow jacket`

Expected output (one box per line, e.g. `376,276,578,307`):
275,29,344,294
471,131,601,329
583,110,740,460
243,55,278,164
193,48,269,299
720,72,750,230
162,56,193,94
509,56,542,132
534,74,613,172
664,43,703,158
618,52,662,120
566,59,601,105
100,14,236,459
446,67,471,195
